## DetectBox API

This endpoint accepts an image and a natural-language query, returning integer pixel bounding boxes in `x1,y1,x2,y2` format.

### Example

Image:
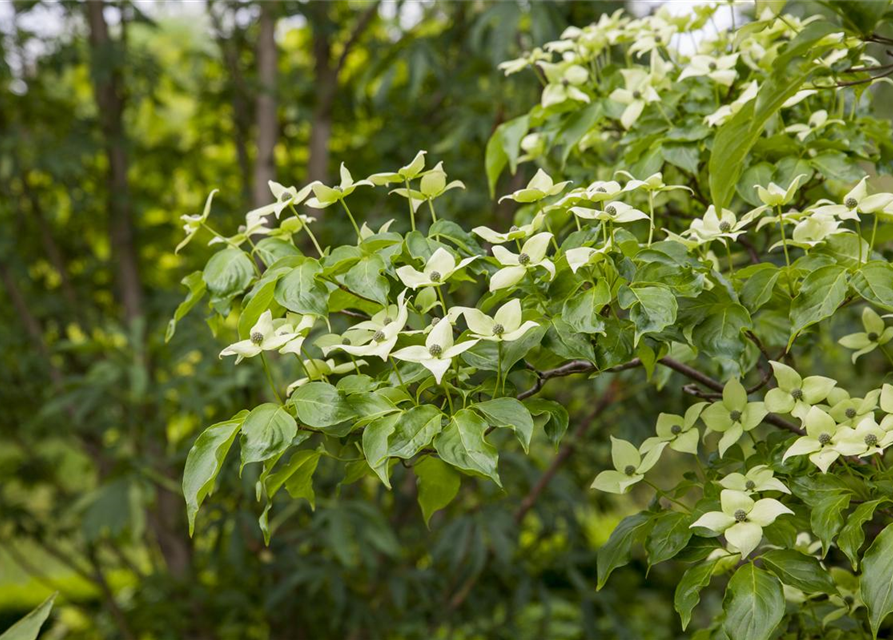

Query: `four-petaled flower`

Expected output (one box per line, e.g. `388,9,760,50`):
609,69,661,129
490,232,556,291
811,177,893,222
337,290,409,360
472,211,545,245
219,311,306,364
690,489,793,558
499,169,571,204
286,358,365,394
838,307,893,363
784,109,844,141
454,299,539,343
538,61,590,108
641,402,707,455
754,174,807,207
571,201,649,224
397,247,477,289
719,465,791,495
678,53,739,86
392,317,478,383
591,436,666,494
701,378,768,457
782,406,864,473
764,360,836,420
305,163,373,208
366,150,427,186
839,416,893,458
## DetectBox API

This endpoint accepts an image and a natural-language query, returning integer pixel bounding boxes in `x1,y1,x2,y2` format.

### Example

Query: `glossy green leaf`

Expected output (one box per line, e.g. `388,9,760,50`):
414,456,461,527
239,404,297,472
433,409,500,485
721,564,785,640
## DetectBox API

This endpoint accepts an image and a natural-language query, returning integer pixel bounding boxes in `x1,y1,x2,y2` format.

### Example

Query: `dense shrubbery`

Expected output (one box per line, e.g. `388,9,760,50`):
174,3,893,638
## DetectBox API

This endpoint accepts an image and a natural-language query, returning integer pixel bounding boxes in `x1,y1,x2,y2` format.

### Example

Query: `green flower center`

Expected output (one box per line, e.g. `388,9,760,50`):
818,432,832,446
670,424,682,435
250,331,264,345
372,330,386,343
734,509,748,522
624,465,637,476
846,408,857,419
719,221,732,233
509,225,520,232
729,410,742,422
745,480,756,491
868,332,879,341
429,271,442,283
865,434,879,447
519,253,531,265
605,205,617,216
428,344,443,357
632,90,642,100
561,79,570,87
708,61,717,71
341,337,352,346
280,192,292,202
845,197,858,209
791,388,803,400
383,317,393,326
492,324,505,336
596,186,607,193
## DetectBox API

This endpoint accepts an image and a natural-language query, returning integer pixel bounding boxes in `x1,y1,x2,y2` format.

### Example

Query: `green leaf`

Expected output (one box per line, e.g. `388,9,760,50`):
646,511,692,567
238,278,279,339
760,549,838,595
661,143,700,174
851,262,893,311
618,285,677,345
362,413,400,488
561,281,610,335
545,318,595,361
472,398,534,453
721,564,785,640
597,512,654,590
166,271,206,342
290,382,356,428
274,257,329,316
692,302,752,360
556,102,602,166
790,264,848,344
739,265,779,312
524,398,569,447
388,404,443,459
203,247,254,298
709,21,839,208
840,499,888,570
861,522,893,637
343,255,390,306
825,0,892,34
810,150,866,183
674,560,717,631
182,411,246,536
810,491,851,556
0,592,56,640
433,409,500,485
254,237,300,265
240,404,297,472
414,456,461,527
485,114,529,197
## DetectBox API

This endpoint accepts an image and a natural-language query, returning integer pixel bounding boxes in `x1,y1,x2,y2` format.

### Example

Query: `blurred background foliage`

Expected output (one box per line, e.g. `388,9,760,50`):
1,1,888,639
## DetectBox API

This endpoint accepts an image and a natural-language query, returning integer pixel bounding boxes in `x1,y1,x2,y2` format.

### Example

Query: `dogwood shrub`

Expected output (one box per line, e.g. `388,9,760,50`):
172,3,893,638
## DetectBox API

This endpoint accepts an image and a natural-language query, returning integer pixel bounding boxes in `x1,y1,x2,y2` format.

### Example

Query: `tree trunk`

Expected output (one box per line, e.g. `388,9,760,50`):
86,0,142,323
253,2,278,207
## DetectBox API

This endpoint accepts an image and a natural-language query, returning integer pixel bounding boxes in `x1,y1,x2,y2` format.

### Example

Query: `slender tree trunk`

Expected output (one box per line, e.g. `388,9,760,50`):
86,0,142,323
253,2,278,207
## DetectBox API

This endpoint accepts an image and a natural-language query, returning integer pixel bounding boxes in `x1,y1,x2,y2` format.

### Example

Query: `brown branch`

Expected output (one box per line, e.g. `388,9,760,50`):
514,383,618,524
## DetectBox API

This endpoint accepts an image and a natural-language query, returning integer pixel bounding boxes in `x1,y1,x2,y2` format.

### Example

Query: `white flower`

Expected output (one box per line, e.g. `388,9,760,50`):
838,307,893,363
417,161,465,200
719,465,791,495
336,290,409,361
490,232,555,291
678,54,739,86
754,174,807,207
838,416,893,458
305,163,373,208
811,177,893,222
396,248,477,289
684,206,754,243
564,242,613,273
609,69,660,129
498,48,550,76
499,169,571,204
219,311,305,364
367,150,427,186
779,212,848,250
784,110,844,141
591,436,666,494
571,201,649,224
472,211,545,245
615,171,690,195
391,317,478,383
690,489,792,558
585,180,627,202
177,189,218,254
539,61,590,108
453,299,539,343
640,403,707,456
782,406,864,473
704,80,758,127
764,361,837,419
286,358,365,394
246,180,318,220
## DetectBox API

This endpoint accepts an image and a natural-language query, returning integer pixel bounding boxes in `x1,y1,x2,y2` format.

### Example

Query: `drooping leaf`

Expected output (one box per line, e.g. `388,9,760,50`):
721,564,785,640
0,593,56,640
597,512,654,590
414,456,461,527
433,409,500,485
239,404,297,472
861,523,893,638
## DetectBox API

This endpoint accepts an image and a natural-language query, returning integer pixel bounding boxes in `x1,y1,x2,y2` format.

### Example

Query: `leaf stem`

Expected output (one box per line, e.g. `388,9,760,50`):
339,198,362,239
404,178,416,232
775,207,794,296
260,353,283,404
